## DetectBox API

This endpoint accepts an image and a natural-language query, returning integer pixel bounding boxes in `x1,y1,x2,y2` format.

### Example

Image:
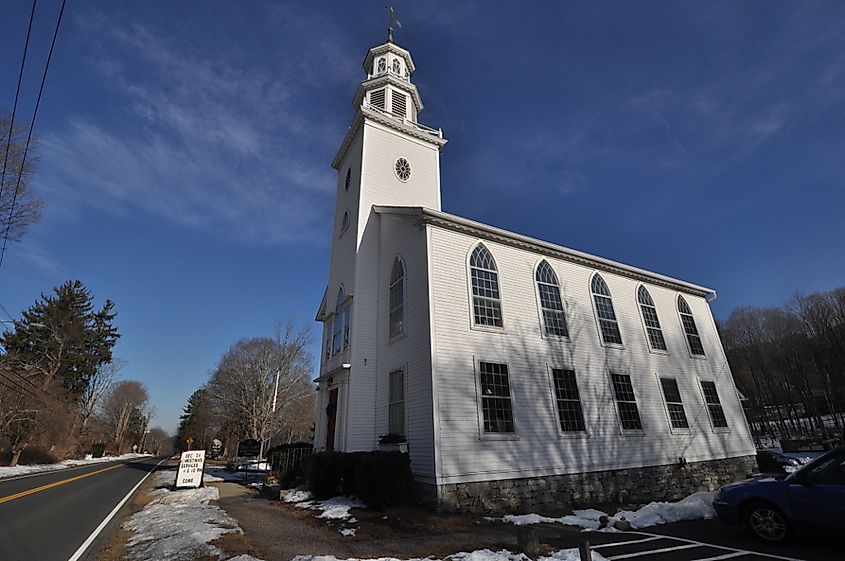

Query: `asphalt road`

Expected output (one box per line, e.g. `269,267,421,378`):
0,456,163,561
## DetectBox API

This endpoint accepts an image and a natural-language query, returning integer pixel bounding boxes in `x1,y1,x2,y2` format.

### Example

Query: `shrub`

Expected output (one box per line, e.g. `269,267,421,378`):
353,451,413,507
91,443,106,458
301,450,414,507
302,451,347,499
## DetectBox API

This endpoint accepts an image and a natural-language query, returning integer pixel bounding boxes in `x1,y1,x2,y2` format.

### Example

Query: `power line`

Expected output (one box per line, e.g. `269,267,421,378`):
0,0,68,271
0,0,38,203
0,298,16,322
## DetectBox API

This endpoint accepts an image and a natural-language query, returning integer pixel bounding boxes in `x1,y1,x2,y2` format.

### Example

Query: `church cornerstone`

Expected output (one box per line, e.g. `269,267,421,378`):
419,455,757,514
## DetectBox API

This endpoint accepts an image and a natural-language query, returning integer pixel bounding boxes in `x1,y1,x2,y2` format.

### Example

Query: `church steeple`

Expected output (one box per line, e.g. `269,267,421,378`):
355,33,424,122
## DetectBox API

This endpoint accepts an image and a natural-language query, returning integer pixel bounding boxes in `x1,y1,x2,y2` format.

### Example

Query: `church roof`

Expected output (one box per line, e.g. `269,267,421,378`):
373,206,717,299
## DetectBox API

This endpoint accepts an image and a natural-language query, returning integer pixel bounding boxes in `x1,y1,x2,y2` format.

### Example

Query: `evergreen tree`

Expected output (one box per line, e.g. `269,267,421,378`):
176,388,214,452
0,280,119,399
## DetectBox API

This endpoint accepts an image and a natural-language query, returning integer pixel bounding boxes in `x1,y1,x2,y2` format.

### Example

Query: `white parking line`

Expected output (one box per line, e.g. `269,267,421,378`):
634,531,807,561
592,536,663,549
694,552,747,561
606,542,701,559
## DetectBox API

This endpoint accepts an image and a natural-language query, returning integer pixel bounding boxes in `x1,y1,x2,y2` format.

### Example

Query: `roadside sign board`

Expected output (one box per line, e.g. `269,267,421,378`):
238,438,260,457
176,450,206,489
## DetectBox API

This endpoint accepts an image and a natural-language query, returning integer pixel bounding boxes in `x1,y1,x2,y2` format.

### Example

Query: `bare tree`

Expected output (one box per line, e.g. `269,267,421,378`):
0,112,43,242
144,426,171,455
100,380,149,454
79,359,122,431
206,322,314,454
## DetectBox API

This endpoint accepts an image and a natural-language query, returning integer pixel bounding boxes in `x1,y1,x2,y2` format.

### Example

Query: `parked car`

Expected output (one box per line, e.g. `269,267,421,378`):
755,449,800,474
714,445,845,543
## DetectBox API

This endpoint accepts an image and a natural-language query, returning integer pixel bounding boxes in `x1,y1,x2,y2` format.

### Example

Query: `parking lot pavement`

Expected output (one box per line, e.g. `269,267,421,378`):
537,519,839,561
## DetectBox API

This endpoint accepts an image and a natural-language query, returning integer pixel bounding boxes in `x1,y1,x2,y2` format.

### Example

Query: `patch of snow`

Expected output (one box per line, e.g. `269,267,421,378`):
292,548,608,561
0,453,152,479
340,528,357,536
502,491,716,531
203,472,225,482
612,491,714,529
281,488,313,503
315,496,366,520
123,485,235,560
124,469,264,561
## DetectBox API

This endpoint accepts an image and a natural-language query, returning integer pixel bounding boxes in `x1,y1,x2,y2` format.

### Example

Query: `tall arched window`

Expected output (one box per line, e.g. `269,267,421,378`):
591,274,622,345
344,168,351,191
678,296,705,355
377,57,386,74
389,257,405,337
332,287,350,354
392,58,401,74
536,260,568,337
469,244,503,328
637,285,667,351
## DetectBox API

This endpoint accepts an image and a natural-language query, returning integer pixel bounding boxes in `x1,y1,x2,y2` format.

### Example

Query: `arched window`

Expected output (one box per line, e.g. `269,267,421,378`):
392,58,401,74
678,296,705,355
340,211,349,236
469,244,503,327
389,257,405,337
377,57,386,74
536,261,568,337
591,274,622,345
344,168,351,191
637,286,667,351
332,287,350,355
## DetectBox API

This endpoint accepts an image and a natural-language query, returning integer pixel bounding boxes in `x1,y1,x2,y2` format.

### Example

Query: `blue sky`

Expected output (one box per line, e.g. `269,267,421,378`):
1,1,843,433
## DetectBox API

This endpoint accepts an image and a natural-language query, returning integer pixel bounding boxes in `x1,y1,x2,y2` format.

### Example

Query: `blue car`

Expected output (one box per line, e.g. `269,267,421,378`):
714,445,845,543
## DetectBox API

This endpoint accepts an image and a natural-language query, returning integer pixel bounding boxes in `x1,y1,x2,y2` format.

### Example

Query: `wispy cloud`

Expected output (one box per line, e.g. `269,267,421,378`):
38,10,354,245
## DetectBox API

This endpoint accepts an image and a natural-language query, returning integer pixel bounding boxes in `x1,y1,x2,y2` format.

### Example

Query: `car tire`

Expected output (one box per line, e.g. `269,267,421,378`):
743,501,791,544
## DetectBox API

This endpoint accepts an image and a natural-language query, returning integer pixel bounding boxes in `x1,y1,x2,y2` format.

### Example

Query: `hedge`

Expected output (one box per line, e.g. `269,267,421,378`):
301,450,414,507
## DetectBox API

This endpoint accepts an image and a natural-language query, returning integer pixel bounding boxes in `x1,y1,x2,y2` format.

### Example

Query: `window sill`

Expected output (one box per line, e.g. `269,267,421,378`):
600,342,626,350
711,427,731,434
556,430,590,440
479,433,519,441
647,348,671,356
470,323,506,335
668,428,692,436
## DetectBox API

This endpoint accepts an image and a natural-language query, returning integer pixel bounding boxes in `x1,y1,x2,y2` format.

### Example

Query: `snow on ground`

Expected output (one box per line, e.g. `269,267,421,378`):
0,453,152,479
503,491,716,531
292,548,609,561
122,469,265,561
281,488,363,536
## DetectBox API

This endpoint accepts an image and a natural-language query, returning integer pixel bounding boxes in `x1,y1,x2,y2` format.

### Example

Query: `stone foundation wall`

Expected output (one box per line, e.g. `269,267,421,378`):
423,455,757,514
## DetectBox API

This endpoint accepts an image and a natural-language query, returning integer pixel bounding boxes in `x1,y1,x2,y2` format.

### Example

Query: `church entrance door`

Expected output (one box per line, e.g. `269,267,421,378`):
325,388,338,451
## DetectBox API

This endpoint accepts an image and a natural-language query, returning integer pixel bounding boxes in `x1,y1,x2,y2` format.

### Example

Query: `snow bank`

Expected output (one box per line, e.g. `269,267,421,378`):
124,469,266,561
502,491,717,531
504,509,607,529
292,548,609,561
0,452,152,479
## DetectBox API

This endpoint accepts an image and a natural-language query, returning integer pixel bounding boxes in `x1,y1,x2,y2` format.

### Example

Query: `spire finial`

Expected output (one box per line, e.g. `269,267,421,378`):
385,5,402,42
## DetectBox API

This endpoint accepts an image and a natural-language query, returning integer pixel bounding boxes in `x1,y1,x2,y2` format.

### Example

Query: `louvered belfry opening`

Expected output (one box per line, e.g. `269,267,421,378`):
370,88,386,110
391,91,407,118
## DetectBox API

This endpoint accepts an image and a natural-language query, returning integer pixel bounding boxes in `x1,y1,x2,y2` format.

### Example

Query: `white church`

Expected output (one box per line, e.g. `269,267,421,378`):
314,32,757,512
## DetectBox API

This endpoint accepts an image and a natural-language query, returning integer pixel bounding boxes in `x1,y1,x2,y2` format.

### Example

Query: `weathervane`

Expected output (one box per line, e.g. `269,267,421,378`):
385,5,402,42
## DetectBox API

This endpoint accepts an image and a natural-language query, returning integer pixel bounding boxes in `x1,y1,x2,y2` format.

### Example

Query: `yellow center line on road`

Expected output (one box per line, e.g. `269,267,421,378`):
0,463,124,505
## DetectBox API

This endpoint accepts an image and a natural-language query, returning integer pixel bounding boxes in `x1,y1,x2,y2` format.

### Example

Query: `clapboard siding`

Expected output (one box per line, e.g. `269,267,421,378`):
373,214,435,477
428,226,755,485
315,118,442,466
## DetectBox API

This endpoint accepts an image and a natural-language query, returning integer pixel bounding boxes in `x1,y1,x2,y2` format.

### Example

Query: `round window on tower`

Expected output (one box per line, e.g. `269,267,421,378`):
394,158,411,181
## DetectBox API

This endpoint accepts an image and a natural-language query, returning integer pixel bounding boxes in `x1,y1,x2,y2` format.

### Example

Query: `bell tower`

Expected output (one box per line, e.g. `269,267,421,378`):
317,30,446,452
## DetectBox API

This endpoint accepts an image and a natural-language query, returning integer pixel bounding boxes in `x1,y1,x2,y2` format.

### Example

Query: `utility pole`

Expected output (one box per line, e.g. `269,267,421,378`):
259,368,281,461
